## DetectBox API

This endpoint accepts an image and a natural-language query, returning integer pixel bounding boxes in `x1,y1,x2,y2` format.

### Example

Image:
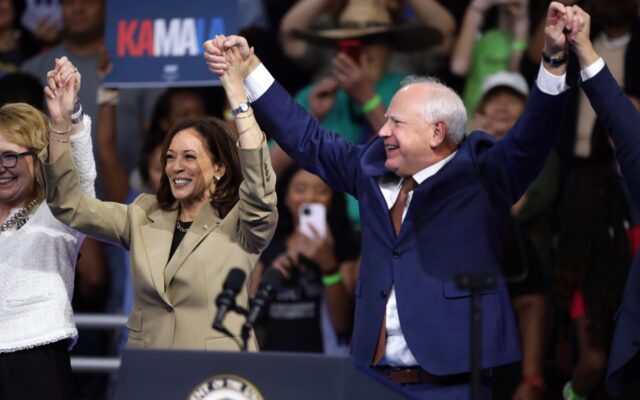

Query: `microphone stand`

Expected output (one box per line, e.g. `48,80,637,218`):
241,322,252,352
212,305,249,351
455,272,497,400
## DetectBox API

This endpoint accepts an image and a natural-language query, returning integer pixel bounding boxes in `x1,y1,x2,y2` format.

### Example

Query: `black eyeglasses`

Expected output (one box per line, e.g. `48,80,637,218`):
0,152,34,168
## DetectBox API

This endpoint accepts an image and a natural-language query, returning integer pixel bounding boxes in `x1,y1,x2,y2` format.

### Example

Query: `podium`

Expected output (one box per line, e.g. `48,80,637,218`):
114,349,410,399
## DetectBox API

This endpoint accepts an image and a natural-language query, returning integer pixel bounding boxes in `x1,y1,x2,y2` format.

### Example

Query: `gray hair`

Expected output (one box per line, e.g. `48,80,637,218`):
400,76,467,145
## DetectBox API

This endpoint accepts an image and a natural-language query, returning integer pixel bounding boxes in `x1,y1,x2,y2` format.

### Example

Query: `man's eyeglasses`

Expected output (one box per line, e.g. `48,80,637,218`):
0,152,34,168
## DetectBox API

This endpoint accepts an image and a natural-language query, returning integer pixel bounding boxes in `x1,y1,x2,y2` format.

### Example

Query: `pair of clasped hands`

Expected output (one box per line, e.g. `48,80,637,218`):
44,56,81,135
542,1,596,64
202,35,257,95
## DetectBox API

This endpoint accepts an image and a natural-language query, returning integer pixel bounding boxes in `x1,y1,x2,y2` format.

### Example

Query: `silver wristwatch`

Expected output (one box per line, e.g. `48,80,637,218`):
230,101,251,117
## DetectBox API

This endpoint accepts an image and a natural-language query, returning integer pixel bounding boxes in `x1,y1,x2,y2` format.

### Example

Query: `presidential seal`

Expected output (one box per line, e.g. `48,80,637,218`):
187,374,264,400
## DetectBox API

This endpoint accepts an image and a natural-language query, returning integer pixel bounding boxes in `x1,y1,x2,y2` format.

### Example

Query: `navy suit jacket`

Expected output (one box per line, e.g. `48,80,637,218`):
253,77,566,374
581,66,640,396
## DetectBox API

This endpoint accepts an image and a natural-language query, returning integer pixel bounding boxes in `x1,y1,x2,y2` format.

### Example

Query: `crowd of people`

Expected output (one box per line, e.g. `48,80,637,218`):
1,0,640,399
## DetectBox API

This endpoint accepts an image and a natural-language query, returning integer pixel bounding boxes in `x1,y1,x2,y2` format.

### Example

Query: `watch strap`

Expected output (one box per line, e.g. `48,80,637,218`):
542,51,568,67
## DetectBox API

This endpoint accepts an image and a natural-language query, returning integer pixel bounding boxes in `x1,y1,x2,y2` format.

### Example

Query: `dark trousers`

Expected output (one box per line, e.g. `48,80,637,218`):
0,340,74,400
400,379,492,400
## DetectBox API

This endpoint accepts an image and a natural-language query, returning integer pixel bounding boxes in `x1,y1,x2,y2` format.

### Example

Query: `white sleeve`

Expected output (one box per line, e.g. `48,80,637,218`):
243,63,275,102
69,114,97,198
580,57,606,81
536,63,569,95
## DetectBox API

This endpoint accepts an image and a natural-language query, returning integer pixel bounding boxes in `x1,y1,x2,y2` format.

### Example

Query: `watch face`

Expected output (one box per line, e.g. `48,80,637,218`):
232,102,250,116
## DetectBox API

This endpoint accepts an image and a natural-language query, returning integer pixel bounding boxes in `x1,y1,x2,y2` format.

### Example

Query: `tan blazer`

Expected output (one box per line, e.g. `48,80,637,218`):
42,142,277,351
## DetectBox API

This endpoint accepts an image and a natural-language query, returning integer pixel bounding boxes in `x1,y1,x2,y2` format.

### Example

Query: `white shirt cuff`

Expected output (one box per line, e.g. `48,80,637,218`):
244,63,275,102
536,63,569,95
580,57,605,82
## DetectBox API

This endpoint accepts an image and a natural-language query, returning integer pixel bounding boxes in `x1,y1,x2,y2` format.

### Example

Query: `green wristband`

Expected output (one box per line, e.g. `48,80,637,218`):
563,382,585,400
322,271,343,286
512,40,528,51
361,94,382,114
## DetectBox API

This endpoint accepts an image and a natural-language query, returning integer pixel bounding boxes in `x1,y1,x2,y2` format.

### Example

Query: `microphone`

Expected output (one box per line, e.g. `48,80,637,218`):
243,267,283,329
212,268,246,331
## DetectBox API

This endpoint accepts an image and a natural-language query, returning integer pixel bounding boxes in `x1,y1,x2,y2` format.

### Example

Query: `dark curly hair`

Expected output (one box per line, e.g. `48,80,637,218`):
555,165,632,346
157,117,242,219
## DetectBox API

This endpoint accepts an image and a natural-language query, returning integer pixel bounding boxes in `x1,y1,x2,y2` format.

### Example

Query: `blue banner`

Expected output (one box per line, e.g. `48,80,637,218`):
104,0,238,88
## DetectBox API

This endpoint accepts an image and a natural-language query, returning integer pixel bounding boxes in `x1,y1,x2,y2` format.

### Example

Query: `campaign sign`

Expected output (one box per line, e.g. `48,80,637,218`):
104,0,238,88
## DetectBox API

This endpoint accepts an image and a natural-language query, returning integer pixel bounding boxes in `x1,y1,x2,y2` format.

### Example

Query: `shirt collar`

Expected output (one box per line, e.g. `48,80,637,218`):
411,150,458,185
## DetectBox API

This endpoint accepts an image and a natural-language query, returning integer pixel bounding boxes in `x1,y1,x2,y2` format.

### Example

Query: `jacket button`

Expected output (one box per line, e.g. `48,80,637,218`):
392,251,400,259
380,290,387,298
165,305,173,312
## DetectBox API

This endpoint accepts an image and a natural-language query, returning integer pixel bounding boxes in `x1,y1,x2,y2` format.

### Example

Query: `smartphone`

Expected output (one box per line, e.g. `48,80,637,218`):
298,203,327,239
337,39,362,65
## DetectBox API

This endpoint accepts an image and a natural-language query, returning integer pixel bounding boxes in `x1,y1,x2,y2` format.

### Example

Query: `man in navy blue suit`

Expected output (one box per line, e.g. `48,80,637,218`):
205,3,580,398
567,5,640,398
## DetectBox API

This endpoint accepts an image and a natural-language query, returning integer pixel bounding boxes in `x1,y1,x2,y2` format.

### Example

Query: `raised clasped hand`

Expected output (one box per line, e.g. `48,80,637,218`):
44,56,80,129
564,5,589,50
203,35,253,78
545,1,590,57
219,46,255,90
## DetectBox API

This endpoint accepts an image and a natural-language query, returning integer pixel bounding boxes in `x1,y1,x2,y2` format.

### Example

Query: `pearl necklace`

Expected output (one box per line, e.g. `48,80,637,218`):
0,199,39,233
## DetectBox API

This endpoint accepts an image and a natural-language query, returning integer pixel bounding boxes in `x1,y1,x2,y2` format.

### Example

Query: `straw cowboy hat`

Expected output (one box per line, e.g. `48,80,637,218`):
291,0,442,51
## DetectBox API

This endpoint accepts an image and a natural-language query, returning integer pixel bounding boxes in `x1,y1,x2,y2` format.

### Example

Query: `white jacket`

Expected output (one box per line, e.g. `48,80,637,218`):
0,116,95,352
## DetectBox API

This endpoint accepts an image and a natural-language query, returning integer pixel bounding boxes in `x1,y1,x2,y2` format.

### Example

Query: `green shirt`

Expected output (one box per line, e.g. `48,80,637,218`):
463,29,514,119
296,72,404,143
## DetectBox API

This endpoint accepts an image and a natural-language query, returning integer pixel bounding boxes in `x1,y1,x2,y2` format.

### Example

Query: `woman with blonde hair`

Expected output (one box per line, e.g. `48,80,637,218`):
0,56,95,399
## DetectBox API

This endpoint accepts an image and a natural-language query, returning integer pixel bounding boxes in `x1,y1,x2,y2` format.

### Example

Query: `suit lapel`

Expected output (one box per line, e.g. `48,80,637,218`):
163,203,220,289
361,140,402,240
140,207,176,304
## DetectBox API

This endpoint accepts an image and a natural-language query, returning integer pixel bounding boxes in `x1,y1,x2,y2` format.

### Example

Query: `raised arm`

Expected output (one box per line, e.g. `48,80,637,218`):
69,114,96,198
218,45,264,150
450,0,489,77
204,35,362,196
484,1,572,202
526,0,577,68
211,40,278,253
450,0,529,76
42,57,98,198
506,0,530,72
42,57,132,249
571,5,640,204
44,57,79,165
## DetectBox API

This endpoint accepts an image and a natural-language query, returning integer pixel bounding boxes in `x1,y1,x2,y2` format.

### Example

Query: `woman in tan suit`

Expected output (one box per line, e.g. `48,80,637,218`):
41,52,278,352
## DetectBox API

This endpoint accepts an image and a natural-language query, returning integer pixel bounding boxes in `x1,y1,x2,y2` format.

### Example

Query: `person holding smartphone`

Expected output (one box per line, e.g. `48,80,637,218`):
249,165,360,354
